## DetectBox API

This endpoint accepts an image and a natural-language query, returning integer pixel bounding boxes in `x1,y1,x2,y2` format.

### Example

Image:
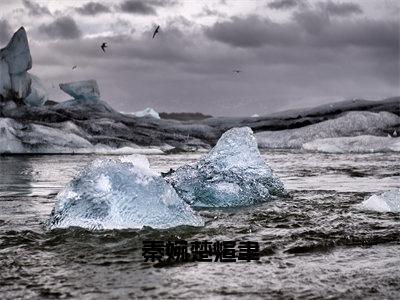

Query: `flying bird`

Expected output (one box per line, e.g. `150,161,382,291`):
233,69,242,74
101,42,108,52
72,65,77,70
152,25,160,39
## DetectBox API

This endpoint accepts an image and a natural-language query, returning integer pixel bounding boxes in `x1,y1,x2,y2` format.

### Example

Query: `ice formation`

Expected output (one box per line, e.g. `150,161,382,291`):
0,27,48,106
165,127,286,207
256,111,399,149
0,27,32,100
132,107,160,119
48,156,204,230
358,190,400,213
23,74,48,106
59,80,100,101
0,118,165,154
303,135,400,153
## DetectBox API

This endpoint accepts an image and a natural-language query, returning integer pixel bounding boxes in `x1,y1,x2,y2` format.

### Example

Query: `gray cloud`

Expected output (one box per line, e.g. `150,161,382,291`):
205,11,398,52
38,16,82,40
204,15,299,48
117,0,177,15
76,2,111,15
319,1,362,16
118,0,157,15
268,0,298,10
22,0,52,16
0,19,12,45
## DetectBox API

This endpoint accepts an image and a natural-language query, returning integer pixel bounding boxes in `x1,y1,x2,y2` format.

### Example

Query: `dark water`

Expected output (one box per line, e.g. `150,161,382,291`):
0,151,399,299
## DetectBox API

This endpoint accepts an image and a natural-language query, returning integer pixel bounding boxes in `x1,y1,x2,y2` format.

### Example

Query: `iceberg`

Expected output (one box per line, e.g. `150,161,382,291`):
23,74,48,107
256,111,399,149
358,190,400,213
302,135,400,153
0,27,32,75
0,27,49,106
59,80,100,101
48,156,204,230
164,127,286,207
0,27,33,101
131,107,160,119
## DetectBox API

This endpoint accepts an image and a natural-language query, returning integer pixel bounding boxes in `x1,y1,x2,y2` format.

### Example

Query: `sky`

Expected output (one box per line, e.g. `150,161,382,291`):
0,0,399,116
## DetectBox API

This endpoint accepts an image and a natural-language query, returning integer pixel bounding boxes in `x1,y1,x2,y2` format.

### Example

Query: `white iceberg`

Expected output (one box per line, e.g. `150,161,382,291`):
256,111,399,149
131,107,160,119
165,127,286,207
358,190,400,213
59,79,100,101
303,135,400,153
48,156,204,230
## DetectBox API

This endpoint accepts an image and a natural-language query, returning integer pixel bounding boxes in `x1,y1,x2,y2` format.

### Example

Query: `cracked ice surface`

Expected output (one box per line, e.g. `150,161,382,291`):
48,156,204,230
165,127,286,207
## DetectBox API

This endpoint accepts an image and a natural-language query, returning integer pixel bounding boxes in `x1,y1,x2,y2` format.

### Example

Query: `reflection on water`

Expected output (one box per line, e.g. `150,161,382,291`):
0,151,399,299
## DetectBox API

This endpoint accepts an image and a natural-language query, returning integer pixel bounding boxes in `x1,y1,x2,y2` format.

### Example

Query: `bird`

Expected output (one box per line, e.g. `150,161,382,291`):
233,69,242,74
101,42,108,52
152,25,160,39
72,65,77,70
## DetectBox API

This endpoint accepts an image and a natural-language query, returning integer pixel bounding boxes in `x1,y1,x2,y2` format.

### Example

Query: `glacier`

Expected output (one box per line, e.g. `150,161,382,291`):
164,127,286,207
256,111,399,149
303,135,400,153
48,155,204,230
357,190,400,213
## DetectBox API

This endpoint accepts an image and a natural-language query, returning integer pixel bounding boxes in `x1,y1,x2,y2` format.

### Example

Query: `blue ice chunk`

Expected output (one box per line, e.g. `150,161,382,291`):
165,127,286,207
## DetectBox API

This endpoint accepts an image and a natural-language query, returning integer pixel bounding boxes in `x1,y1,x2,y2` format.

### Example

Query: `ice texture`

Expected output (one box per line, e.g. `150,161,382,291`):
358,190,400,213
23,74,48,107
132,107,160,119
59,80,100,101
165,127,286,207
0,118,165,154
48,156,204,230
303,135,400,153
0,27,32,74
0,60,11,98
256,111,399,149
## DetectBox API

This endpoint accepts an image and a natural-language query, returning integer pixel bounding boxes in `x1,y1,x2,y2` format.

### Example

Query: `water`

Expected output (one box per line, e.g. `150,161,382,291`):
0,151,399,299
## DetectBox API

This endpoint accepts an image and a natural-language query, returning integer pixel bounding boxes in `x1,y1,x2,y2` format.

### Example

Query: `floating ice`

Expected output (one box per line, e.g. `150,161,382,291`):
59,80,100,101
165,127,286,207
132,107,160,119
48,156,204,230
256,111,399,149
303,135,400,153
358,190,400,213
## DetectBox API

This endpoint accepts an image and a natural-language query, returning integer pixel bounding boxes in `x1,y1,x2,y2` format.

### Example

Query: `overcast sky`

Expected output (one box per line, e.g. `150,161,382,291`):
0,0,398,116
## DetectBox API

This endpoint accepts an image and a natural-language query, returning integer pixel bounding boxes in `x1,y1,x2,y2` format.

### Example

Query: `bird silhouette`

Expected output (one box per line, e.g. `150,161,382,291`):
72,65,77,70
233,69,242,74
101,42,108,52
152,25,160,39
